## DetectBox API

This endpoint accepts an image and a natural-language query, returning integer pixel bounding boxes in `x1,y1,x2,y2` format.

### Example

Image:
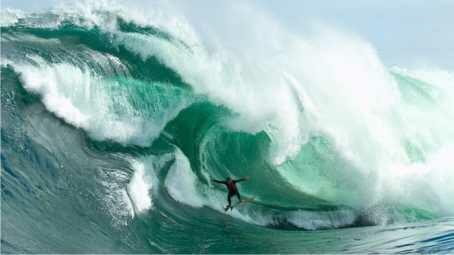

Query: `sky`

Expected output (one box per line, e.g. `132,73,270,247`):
259,0,454,70
2,0,453,69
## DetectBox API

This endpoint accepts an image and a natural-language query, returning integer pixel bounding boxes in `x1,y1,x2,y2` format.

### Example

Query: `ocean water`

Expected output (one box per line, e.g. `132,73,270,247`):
1,2,454,253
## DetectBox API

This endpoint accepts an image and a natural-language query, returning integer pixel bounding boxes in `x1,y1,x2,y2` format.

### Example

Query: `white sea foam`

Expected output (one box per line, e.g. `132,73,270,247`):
10,52,189,146
127,159,154,214
0,8,24,26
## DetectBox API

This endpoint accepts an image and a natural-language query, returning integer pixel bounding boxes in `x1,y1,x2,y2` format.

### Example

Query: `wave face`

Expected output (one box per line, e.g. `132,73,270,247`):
1,3,454,253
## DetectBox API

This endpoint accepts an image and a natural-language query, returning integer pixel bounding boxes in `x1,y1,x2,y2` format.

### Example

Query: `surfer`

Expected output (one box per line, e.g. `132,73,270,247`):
212,176,250,211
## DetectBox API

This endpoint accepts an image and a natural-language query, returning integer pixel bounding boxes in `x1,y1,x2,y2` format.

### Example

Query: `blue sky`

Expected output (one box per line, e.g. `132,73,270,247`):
3,0,453,69
259,0,454,69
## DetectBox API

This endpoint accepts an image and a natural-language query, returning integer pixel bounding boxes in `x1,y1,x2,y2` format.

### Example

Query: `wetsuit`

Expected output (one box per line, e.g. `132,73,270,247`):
212,177,248,210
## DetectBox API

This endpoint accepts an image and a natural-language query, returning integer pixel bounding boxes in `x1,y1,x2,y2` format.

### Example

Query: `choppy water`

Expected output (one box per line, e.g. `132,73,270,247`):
1,3,454,253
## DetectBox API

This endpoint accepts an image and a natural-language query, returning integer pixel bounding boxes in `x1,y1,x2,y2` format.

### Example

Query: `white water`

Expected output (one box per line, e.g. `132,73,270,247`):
128,159,154,215
9,51,190,146
0,8,25,26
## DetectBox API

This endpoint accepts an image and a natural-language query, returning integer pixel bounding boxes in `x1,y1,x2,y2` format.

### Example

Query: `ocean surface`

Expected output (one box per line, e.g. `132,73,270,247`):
1,3,454,253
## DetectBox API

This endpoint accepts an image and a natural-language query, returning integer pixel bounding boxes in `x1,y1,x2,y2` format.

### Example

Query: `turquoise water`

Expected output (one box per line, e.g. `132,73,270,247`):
1,5,454,253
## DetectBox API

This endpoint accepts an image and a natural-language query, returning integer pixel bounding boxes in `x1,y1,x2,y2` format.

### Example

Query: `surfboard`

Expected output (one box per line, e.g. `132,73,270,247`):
225,197,255,211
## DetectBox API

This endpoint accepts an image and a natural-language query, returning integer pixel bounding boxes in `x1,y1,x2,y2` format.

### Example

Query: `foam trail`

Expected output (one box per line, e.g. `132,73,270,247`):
128,159,154,215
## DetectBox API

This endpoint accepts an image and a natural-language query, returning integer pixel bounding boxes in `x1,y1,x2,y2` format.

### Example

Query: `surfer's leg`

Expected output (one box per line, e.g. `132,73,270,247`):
236,191,241,202
225,193,232,211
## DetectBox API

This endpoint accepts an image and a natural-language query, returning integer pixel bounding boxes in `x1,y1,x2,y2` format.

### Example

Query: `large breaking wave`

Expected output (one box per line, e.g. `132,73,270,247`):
2,1,453,241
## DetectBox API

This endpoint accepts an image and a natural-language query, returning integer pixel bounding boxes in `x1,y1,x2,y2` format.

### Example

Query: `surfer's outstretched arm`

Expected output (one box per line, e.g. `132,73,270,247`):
234,176,250,183
211,179,227,184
